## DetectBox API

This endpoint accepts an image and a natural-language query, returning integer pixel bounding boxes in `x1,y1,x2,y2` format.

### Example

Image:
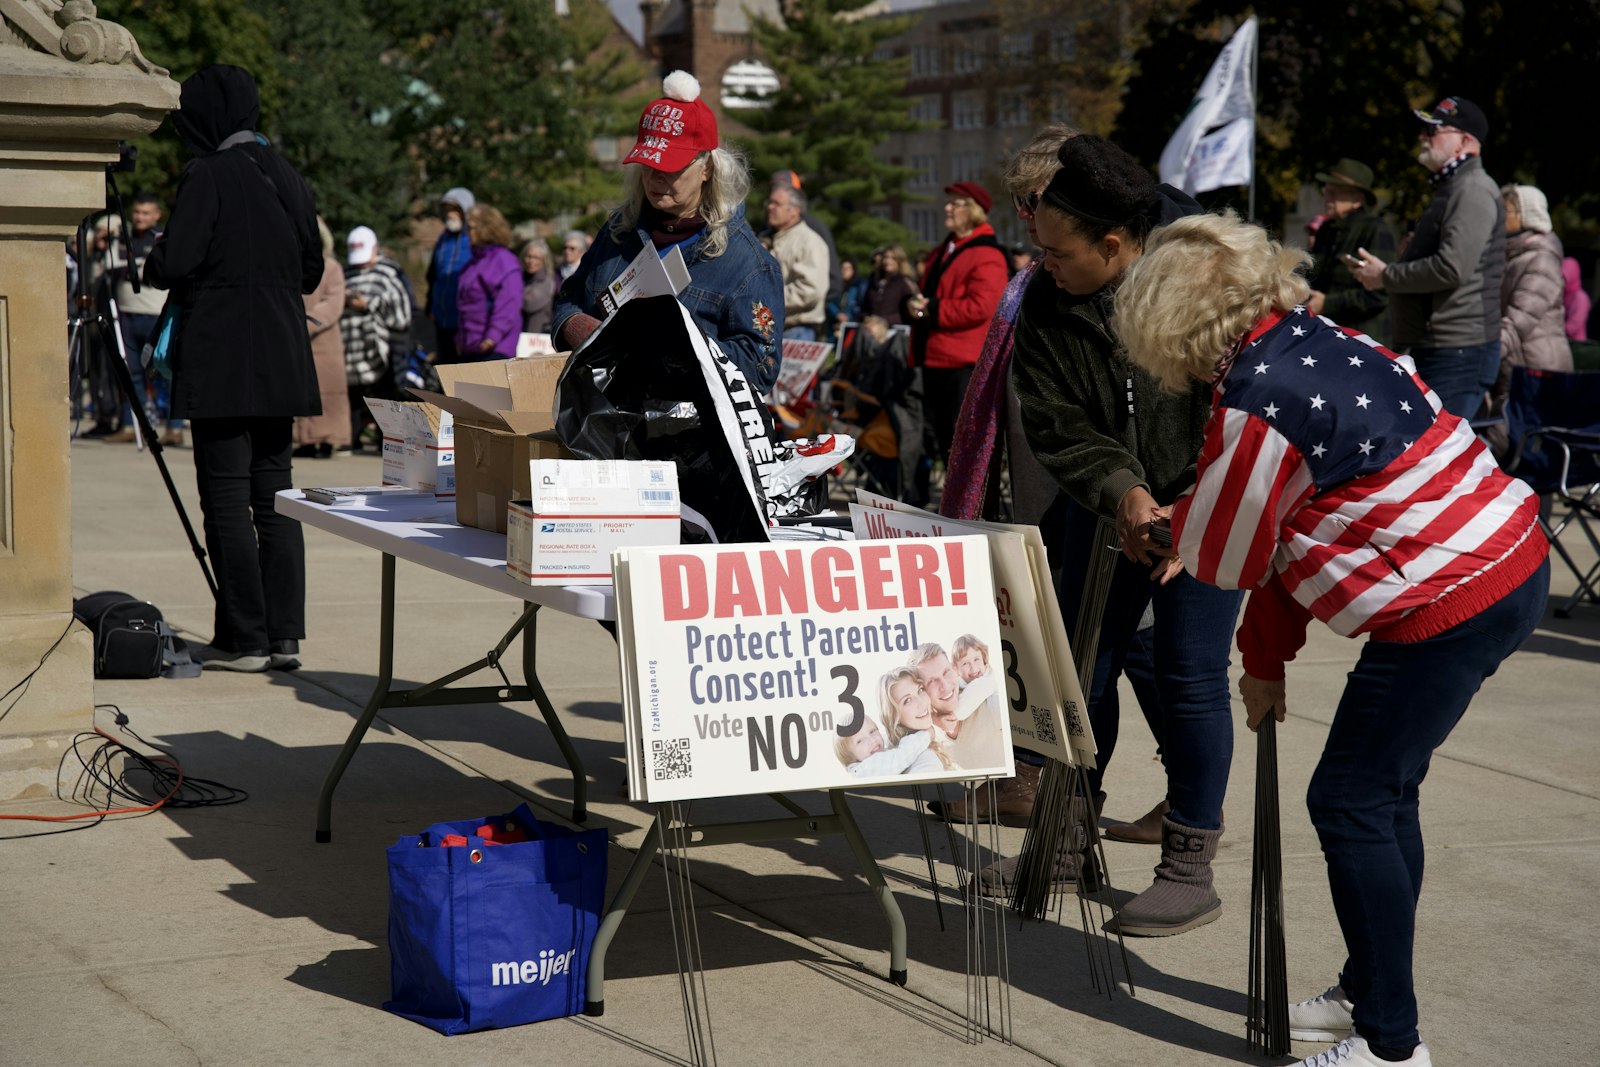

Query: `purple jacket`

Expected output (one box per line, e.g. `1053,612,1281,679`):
455,244,523,357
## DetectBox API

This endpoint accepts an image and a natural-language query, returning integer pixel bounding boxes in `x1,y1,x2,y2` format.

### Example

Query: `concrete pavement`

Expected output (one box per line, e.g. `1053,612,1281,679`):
1,434,1595,1066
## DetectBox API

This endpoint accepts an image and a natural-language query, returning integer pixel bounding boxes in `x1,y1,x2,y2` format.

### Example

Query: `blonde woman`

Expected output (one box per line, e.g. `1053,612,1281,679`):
877,666,956,771
1115,210,1549,1067
551,71,784,394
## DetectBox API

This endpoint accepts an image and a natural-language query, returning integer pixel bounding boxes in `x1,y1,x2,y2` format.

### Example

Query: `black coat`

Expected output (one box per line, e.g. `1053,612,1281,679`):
145,65,323,419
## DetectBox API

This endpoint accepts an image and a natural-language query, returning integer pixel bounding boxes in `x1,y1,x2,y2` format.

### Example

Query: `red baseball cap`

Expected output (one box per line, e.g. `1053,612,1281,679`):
944,180,993,213
624,71,719,172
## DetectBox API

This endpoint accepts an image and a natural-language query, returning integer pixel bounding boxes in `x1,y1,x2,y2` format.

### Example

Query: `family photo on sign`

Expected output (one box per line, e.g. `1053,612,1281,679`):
838,635,1006,776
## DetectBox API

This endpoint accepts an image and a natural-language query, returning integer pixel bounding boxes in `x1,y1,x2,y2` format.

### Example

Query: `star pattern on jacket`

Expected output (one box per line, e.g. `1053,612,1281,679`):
1216,307,1436,489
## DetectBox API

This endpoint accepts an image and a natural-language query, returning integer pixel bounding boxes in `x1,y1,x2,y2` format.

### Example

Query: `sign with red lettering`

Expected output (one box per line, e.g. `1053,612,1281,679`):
614,537,1013,801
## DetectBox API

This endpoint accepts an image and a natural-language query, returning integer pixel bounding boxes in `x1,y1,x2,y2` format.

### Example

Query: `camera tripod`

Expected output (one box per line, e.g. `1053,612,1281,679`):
68,159,217,600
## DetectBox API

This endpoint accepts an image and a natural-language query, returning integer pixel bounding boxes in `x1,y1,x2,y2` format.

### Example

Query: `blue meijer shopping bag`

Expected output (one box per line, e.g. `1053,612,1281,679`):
384,803,607,1034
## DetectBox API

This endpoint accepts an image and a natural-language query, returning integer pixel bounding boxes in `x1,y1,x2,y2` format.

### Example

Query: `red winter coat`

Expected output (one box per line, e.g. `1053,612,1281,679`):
914,224,1009,370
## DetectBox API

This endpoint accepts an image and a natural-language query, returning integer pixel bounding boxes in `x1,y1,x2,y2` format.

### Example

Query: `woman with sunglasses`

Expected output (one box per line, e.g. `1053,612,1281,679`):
1001,135,1240,938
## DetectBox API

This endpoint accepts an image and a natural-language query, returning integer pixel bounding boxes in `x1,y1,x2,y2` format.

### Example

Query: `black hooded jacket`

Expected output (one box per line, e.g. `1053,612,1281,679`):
146,65,323,418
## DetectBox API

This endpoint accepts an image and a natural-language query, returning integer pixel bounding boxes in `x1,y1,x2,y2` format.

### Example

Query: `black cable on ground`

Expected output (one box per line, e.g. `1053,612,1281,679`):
0,706,247,840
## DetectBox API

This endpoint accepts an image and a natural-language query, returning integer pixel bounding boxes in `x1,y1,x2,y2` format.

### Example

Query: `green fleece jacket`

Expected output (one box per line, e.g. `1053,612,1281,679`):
1011,270,1213,518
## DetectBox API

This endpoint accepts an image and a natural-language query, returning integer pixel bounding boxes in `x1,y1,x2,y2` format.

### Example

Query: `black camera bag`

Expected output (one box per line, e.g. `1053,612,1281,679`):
72,591,200,680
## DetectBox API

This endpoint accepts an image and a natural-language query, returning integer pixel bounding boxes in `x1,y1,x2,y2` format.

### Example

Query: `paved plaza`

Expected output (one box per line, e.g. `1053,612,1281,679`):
2,438,1595,1066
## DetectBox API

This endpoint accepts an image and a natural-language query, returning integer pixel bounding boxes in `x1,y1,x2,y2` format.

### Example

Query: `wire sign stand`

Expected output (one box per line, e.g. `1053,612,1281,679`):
957,779,1014,1045
659,801,718,1067
1008,517,1132,996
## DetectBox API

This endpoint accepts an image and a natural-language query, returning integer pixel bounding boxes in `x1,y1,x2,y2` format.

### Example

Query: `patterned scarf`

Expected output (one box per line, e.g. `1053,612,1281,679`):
940,262,1038,518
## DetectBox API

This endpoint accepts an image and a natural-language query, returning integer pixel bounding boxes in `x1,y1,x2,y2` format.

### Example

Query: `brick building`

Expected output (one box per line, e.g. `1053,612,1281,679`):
638,0,785,135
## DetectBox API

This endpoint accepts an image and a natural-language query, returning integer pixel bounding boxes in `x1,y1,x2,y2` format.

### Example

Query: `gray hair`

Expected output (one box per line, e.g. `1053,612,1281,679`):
563,230,590,249
611,145,753,259
773,184,807,213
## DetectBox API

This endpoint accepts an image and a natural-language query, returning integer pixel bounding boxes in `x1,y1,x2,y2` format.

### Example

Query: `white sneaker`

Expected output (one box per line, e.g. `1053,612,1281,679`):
1298,1037,1431,1066
1290,983,1356,1042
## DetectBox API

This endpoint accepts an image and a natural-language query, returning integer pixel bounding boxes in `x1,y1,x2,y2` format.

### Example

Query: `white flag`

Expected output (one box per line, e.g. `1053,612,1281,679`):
1158,16,1257,195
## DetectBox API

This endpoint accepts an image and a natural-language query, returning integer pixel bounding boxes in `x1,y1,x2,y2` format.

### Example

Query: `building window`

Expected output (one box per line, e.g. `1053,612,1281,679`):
949,150,984,183
952,45,982,75
909,94,942,124
951,92,984,130
909,154,939,188
1001,31,1032,67
998,91,1028,128
1049,27,1077,62
912,45,941,77
910,208,940,245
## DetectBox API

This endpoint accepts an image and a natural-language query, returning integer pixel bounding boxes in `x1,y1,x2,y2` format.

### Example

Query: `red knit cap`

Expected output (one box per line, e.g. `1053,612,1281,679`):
624,71,719,172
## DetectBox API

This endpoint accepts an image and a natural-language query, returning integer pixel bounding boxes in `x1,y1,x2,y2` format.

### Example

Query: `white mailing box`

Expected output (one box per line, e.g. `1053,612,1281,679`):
366,397,455,497
506,460,680,586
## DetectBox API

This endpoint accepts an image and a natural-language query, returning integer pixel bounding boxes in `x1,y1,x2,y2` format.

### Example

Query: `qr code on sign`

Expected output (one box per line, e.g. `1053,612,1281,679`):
1031,705,1059,746
651,738,693,781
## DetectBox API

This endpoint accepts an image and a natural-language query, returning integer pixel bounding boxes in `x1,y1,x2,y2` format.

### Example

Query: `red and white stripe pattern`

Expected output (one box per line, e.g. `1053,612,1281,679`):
1172,310,1541,663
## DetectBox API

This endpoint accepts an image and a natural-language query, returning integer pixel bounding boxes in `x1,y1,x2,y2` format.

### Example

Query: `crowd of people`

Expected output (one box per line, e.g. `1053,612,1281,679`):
76,62,1576,1067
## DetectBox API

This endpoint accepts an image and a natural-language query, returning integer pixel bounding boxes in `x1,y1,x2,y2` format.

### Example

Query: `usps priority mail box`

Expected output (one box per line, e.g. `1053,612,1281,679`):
506,460,680,586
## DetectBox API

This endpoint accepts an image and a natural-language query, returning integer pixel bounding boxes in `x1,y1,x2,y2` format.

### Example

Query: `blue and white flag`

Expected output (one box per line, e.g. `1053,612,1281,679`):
1159,16,1257,195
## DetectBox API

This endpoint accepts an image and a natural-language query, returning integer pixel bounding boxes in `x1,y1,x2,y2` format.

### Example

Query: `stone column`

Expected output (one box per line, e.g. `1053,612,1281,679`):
0,0,177,798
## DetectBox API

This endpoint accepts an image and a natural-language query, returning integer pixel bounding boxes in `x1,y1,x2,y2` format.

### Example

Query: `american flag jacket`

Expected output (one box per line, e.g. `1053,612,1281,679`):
1170,306,1548,680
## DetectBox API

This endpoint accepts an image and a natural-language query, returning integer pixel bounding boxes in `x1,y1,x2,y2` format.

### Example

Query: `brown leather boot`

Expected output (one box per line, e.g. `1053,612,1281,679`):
977,788,1105,896
928,761,1039,826
1104,797,1169,844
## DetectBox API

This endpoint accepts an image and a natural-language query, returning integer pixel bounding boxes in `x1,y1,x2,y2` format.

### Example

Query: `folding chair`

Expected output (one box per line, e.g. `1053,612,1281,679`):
1495,367,1600,617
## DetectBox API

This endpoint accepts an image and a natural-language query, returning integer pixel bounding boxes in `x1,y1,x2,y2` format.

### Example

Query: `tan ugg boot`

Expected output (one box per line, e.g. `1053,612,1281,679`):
1110,816,1222,936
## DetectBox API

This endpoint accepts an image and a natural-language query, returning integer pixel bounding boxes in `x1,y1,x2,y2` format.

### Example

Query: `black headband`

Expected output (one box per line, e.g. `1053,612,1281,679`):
1040,184,1153,231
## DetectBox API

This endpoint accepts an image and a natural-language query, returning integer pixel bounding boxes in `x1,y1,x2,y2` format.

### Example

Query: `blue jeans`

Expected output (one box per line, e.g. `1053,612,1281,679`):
117,312,156,428
1058,499,1242,828
1015,624,1157,769
1309,557,1548,1049
1409,342,1499,420
783,324,817,342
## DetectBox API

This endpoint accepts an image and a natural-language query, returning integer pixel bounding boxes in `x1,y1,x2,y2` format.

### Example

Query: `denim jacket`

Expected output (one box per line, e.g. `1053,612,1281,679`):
552,203,785,395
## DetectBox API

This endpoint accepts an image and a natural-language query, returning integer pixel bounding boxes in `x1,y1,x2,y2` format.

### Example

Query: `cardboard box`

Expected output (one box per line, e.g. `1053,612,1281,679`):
410,355,569,532
366,397,455,497
506,460,681,586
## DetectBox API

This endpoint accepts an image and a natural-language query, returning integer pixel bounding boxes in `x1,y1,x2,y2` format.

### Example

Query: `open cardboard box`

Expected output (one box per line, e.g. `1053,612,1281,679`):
410,355,570,532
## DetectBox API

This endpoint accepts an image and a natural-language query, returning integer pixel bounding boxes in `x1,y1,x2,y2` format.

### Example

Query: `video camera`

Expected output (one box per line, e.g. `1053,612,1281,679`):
108,140,137,174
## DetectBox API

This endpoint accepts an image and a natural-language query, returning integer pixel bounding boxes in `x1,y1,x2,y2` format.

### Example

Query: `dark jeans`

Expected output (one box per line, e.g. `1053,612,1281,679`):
190,417,305,652
1310,557,1548,1049
1058,499,1241,828
1409,341,1500,420
1015,622,1158,770
921,364,973,466
117,312,157,428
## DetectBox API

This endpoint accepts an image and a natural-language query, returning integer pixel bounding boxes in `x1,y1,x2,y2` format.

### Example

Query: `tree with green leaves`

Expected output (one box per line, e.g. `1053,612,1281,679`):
95,0,280,202
737,0,928,263
1115,0,1600,238
377,0,648,227
250,1,410,236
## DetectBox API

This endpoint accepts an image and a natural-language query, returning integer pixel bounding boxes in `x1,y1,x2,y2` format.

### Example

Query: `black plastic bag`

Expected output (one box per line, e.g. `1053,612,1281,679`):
554,296,772,543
